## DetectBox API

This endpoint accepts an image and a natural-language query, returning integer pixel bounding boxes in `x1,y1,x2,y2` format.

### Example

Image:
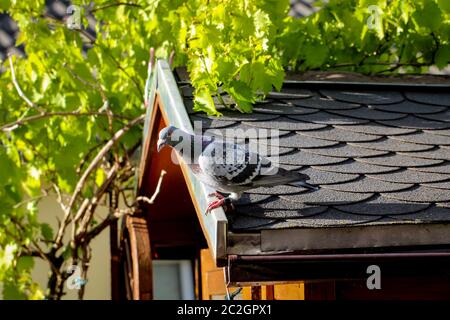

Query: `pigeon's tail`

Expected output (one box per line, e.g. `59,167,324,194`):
251,167,320,191
291,180,320,191
278,168,320,191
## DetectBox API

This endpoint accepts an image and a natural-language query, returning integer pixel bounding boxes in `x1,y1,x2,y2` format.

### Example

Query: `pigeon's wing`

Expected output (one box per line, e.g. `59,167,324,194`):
198,141,261,186
198,140,310,188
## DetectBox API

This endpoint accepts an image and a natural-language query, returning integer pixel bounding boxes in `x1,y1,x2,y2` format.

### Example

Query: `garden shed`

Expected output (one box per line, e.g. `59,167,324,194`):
123,59,450,300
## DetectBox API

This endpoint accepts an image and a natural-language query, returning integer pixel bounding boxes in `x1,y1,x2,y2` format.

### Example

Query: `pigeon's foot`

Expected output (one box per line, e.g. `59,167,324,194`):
205,193,235,215
207,192,225,200
205,198,226,215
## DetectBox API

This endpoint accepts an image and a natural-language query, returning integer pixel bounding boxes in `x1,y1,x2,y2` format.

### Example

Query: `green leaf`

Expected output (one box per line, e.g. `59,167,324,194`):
0,0,11,11
17,256,34,272
437,0,450,13
215,57,236,81
194,88,219,116
62,246,73,260
267,59,285,92
40,223,54,241
226,80,255,113
3,283,27,300
413,0,442,32
95,168,106,187
435,44,450,69
302,43,329,69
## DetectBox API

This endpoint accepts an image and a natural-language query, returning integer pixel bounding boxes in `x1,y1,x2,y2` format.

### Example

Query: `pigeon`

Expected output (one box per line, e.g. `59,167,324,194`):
157,125,319,214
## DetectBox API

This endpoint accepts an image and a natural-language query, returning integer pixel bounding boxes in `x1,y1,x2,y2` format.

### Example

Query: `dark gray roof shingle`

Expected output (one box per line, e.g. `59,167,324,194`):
355,154,443,167
325,177,413,193
298,167,360,185
378,115,450,129
335,195,429,215
243,117,328,131
424,128,450,137
373,101,447,114
389,132,450,146
252,102,319,115
334,123,417,135
382,186,450,203
269,133,340,148
367,169,449,183
387,206,450,222
196,111,279,122
313,160,399,174
411,163,450,174
297,127,382,142
405,92,450,106
417,110,450,123
350,138,435,152
399,148,450,161
301,144,389,158
274,150,347,166
290,97,361,110
422,181,450,190
328,107,406,121
289,111,370,125
267,88,313,99
260,209,380,229
280,188,374,205
320,90,404,105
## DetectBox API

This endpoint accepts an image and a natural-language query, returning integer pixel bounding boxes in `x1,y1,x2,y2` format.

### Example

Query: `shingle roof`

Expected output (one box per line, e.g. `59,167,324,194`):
179,82,450,233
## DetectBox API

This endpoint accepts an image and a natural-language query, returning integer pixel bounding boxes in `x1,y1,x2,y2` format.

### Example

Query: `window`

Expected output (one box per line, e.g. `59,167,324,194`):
152,260,195,300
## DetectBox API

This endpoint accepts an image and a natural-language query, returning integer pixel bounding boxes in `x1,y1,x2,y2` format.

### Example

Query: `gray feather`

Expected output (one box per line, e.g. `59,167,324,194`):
164,126,320,198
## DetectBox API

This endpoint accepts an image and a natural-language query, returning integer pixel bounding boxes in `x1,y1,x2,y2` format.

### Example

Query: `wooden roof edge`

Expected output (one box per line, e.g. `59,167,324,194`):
138,59,228,262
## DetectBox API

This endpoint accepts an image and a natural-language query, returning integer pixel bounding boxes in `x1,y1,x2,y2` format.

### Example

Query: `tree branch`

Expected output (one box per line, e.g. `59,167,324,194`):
76,142,105,174
74,162,120,236
8,55,42,111
0,222,41,259
82,207,132,243
135,170,167,205
63,63,107,102
13,194,47,209
54,114,144,248
1,111,132,132
9,217,61,277
89,2,142,13
102,48,143,97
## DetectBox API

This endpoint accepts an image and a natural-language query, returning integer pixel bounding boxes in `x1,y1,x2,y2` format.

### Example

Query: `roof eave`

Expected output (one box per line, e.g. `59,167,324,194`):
139,59,228,262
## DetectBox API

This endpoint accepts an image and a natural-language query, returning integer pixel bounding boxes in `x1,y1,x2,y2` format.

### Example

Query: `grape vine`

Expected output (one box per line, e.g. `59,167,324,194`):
0,0,449,299
144,0,450,115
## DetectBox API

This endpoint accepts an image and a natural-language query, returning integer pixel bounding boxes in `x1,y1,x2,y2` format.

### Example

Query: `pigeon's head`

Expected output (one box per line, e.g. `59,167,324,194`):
157,125,180,152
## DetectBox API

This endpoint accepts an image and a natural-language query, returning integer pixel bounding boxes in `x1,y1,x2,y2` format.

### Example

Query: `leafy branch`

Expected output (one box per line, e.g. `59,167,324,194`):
53,114,144,249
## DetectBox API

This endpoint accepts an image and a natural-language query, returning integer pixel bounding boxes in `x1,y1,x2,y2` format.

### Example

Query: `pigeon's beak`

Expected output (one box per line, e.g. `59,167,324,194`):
157,139,166,153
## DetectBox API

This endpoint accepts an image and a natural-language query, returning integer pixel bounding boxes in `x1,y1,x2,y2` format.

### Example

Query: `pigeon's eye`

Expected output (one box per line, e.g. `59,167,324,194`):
167,128,174,137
